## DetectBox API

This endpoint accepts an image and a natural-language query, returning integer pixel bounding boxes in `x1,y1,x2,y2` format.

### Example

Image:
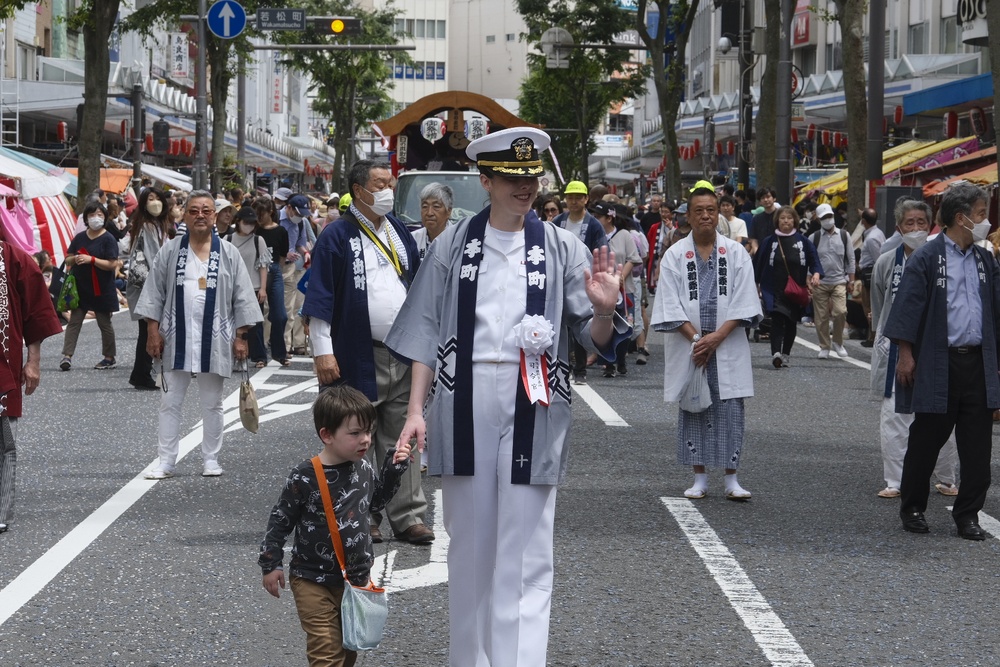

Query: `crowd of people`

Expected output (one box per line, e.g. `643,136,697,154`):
3,134,996,666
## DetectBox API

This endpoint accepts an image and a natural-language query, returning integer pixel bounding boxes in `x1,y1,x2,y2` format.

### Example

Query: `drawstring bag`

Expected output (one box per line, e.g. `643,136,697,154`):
311,457,389,652
239,363,259,433
55,269,80,311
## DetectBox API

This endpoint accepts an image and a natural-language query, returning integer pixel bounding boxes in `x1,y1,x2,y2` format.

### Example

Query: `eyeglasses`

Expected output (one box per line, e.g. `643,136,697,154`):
187,208,215,217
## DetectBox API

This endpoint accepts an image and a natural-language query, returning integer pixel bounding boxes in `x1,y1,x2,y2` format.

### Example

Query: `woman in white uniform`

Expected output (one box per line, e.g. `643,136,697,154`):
386,127,628,667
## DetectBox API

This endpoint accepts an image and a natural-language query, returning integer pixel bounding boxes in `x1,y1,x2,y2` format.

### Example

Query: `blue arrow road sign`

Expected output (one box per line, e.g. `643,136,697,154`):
207,0,247,39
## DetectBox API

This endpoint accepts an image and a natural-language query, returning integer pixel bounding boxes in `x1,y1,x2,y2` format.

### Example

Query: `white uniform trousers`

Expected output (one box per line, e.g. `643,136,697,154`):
881,395,958,489
157,370,225,468
442,362,557,667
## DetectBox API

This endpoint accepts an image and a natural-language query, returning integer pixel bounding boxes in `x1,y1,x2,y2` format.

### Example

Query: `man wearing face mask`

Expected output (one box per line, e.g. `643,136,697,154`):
869,199,958,501
858,208,885,348
280,194,313,357
810,203,855,358
884,183,1000,540
302,159,434,545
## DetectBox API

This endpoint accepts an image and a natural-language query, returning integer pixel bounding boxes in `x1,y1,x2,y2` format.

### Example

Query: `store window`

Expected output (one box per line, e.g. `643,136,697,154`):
486,35,495,43
415,19,425,38
907,23,926,55
437,20,446,38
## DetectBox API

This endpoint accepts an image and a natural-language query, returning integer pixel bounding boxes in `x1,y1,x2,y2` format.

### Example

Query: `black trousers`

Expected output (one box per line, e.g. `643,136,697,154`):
899,348,993,525
571,334,588,377
129,319,154,386
769,311,798,356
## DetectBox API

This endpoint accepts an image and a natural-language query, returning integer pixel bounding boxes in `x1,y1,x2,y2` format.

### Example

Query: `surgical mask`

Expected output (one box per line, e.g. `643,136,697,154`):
964,215,991,242
146,200,163,217
290,214,304,224
239,223,256,234
87,216,105,230
363,187,394,217
901,230,928,250
820,217,836,231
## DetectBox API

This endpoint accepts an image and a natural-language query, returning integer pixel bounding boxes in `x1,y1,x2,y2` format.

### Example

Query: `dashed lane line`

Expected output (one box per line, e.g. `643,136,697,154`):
661,498,815,667
792,337,872,371
572,382,630,427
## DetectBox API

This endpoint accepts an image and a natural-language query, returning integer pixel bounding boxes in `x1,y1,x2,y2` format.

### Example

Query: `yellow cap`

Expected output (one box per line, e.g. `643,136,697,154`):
691,180,716,193
339,193,352,211
564,180,588,195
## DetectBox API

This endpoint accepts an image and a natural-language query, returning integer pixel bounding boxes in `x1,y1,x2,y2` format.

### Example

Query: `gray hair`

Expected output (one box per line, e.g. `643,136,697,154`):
419,182,454,210
939,181,989,228
185,189,215,208
348,160,392,194
894,199,932,227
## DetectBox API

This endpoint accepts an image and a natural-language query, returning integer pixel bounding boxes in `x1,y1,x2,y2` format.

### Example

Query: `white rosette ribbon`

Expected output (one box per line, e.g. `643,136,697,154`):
512,314,555,406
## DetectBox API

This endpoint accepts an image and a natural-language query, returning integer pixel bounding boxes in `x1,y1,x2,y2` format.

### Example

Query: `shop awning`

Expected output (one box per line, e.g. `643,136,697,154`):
0,147,78,198
899,145,996,178
0,151,73,199
65,167,134,195
923,162,999,197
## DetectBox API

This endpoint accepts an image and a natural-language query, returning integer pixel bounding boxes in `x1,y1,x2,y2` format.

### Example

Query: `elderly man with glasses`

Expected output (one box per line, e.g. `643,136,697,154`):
136,190,262,480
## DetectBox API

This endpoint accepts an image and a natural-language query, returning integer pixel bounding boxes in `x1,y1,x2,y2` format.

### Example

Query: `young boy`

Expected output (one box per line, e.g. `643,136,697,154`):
259,386,411,666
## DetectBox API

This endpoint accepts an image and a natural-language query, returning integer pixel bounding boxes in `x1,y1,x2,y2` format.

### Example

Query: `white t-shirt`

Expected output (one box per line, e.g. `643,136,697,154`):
362,225,408,341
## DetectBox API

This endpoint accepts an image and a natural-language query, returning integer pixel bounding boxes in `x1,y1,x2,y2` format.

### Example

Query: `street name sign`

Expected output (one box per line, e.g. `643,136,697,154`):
257,8,307,31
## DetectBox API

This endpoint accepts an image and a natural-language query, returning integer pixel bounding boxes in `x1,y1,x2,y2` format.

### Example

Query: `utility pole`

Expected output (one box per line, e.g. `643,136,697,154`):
131,82,143,192
194,0,208,191
237,51,247,190
737,0,753,193
774,0,793,204
866,0,886,184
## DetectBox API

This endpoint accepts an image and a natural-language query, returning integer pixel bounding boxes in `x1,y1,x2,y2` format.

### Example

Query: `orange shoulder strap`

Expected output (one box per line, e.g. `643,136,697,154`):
311,456,347,577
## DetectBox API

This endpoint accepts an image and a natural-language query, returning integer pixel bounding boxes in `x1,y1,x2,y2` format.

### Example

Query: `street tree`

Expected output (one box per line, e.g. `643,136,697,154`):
755,0,781,191
70,0,122,211
271,0,402,192
635,0,701,200
517,0,649,183
831,0,867,230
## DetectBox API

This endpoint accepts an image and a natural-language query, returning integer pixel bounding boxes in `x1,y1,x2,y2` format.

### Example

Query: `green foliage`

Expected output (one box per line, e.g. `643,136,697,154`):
0,1,32,21
271,0,407,189
516,0,649,180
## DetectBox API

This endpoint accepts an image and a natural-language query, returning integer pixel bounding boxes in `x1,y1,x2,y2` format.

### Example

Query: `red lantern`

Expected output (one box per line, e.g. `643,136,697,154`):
806,123,816,141
716,142,723,156
791,128,799,143
144,134,154,153
677,146,683,158
120,120,128,140
727,141,735,156
169,139,179,156
894,105,903,125
833,132,842,147
256,166,263,174
821,130,831,146
692,139,701,154
56,121,67,142
970,106,988,137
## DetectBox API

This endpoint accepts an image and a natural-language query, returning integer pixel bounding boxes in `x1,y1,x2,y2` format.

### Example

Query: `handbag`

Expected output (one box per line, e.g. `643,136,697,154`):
55,268,80,311
776,238,811,308
127,232,149,289
239,364,260,433
49,261,69,301
310,456,389,652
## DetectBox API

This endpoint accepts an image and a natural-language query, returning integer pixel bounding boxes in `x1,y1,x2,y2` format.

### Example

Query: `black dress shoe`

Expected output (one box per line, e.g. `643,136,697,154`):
957,521,987,541
900,511,929,533
370,524,383,544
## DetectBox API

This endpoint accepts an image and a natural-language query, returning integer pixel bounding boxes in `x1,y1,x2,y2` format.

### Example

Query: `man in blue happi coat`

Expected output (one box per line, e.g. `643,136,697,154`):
884,182,1000,540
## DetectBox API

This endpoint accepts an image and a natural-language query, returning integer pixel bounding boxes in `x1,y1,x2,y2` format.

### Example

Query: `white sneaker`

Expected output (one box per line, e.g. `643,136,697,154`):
144,466,175,480
781,354,790,367
817,349,830,359
772,352,783,369
202,465,224,477
833,343,849,358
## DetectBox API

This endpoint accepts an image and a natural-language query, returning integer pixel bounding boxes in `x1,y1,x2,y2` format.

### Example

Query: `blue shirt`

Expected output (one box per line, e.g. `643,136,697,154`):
279,210,307,256
943,233,983,346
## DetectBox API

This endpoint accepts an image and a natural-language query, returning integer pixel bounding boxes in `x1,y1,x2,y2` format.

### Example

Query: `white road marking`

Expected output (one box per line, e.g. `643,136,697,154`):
572,383,630,427
945,506,1000,540
0,367,316,628
661,498,815,667
793,337,872,371
373,489,448,593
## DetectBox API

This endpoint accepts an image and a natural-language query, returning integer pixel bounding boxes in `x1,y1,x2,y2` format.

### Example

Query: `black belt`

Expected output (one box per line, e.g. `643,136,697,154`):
950,345,981,354
372,339,386,349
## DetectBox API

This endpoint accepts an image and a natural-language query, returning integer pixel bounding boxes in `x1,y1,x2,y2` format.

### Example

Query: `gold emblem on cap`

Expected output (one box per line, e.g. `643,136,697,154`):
511,137,535,161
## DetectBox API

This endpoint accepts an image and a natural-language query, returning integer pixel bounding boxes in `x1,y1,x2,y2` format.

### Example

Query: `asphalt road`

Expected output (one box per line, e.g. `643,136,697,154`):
3,312,1000,666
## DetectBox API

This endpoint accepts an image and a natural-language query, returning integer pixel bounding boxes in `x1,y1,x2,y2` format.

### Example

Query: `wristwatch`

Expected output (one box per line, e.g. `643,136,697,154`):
237,331,249,341
691,333,702,342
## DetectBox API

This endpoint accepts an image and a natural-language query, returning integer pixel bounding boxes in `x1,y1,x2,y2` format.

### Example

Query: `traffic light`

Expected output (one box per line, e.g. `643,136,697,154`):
313,17,362,35
152,120,170,154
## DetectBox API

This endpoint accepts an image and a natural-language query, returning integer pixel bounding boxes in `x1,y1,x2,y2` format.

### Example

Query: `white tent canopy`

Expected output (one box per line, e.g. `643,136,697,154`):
0,152,72,199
